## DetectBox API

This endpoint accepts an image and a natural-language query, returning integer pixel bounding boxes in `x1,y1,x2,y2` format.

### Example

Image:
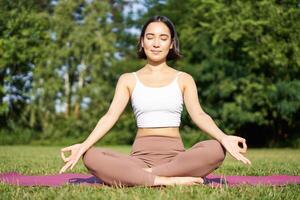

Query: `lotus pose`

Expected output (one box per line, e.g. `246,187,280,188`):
59,15,251,187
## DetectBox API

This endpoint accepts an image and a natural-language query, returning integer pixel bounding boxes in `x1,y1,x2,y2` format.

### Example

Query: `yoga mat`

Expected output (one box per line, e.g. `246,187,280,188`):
0,172,300,187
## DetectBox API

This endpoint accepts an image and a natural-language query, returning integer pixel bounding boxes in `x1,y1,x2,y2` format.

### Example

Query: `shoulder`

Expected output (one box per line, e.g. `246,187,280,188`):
179,71,194,80
118,72,133,81
178,71,196,87
116,72,135,88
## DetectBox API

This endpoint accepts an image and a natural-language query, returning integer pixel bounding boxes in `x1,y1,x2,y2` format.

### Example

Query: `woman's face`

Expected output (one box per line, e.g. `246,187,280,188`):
141,22,173,63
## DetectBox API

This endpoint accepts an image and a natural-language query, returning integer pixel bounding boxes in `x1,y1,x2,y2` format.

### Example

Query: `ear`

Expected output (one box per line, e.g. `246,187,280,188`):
169,40,174,49
141,37,144,48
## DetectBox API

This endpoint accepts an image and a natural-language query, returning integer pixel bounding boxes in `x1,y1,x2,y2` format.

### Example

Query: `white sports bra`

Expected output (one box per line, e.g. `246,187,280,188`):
131,71,183,128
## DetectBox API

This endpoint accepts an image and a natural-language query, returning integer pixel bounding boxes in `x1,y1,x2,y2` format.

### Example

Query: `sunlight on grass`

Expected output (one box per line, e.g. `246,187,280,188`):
0,146,299,199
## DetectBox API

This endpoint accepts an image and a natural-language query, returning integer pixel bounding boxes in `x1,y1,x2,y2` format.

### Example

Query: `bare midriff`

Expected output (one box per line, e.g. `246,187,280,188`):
136,127,181,138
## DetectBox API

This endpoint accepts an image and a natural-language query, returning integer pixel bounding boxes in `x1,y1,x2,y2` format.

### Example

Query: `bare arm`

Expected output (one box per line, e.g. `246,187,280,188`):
81,73,131,150
182,72,251,164
59,73,132,173
182,72,226,142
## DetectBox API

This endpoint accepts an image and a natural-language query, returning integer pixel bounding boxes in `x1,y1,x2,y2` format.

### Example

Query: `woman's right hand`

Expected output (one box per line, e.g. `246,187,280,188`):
59,143,87,174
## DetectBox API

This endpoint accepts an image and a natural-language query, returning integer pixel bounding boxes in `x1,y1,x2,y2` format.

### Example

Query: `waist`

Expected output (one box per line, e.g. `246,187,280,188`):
136,127,181,138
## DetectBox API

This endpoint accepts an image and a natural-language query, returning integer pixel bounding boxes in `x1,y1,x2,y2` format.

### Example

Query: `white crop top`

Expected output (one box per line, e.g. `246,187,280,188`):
131,71,183,128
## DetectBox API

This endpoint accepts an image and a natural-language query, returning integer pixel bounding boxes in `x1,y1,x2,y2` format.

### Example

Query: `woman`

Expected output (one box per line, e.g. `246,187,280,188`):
59,15,251,187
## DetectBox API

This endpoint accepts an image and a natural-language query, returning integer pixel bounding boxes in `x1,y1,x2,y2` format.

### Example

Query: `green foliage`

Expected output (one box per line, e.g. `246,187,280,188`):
0,0,299,147
23,0,122,141
0,0,50,125
142,0,300,145
0,120,37,145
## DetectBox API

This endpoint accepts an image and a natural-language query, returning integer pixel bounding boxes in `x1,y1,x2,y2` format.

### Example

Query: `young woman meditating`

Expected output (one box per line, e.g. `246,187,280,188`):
59,15,251,187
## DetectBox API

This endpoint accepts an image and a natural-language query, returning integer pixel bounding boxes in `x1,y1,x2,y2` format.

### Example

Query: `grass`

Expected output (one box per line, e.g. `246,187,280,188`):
0,145,299,200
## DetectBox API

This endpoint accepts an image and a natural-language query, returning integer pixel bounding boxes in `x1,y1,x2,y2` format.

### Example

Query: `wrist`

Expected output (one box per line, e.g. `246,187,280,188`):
81,141,91,151
216,133,227,143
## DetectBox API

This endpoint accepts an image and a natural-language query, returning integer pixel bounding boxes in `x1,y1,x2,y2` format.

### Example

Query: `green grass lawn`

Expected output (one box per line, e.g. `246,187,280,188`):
0,145,299,200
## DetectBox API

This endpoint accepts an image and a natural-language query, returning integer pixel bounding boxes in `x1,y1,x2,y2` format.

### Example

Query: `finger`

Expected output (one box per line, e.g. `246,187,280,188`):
61,151,72,162
237,153,249,164
228,148,245,162
70,154,81,170
228,150,241,161
236,136,246,142
59,163,68,174
240,141,247,153
232,151,248,164
61,146,73,152
236,138,247,153
231,152,242,161
243,155,251,165
59,161,73,174
237,143,246,154
61,151,67,162
59,161,72,174
63,156,72,163
236,152,251,165
230,148,251,165
232,144,244,155
237,137,246,144
59,165,66,174
70,162,76,170
227,149,239,159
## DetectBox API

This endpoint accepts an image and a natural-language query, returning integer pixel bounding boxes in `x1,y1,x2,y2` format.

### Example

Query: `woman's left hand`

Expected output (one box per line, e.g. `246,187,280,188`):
220,135,251,165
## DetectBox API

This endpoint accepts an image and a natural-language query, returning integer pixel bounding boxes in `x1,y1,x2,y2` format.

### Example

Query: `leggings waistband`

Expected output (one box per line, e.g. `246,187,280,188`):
132,135,185,152
135,135,182,140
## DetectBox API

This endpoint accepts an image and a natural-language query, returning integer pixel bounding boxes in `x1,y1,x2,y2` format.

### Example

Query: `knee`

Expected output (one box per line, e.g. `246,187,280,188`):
207,140,226,164
82,147,98,169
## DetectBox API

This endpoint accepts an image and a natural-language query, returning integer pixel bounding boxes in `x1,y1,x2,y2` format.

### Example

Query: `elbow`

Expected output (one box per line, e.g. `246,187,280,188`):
96,113,119,130
191,112,211,124
103,112,119,122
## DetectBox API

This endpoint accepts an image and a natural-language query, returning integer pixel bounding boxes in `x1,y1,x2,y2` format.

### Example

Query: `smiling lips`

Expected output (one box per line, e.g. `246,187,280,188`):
151,50,162,54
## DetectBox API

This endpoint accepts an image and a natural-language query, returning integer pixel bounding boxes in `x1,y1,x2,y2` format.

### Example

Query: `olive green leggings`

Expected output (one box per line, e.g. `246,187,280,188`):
82,135,226,186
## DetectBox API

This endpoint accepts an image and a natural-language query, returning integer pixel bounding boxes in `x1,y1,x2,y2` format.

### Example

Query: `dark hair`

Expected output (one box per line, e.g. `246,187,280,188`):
137,15,182,61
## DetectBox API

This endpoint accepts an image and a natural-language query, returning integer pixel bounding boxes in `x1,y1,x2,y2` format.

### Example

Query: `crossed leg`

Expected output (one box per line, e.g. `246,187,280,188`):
82,147,156,186
150,140,226,177
82,140,226,187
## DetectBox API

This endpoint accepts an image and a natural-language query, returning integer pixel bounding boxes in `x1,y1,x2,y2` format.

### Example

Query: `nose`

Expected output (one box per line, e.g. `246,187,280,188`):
153,38,160,47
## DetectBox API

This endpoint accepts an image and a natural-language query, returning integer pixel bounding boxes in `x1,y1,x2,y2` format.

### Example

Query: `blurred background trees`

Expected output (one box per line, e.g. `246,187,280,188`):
0,0,299,147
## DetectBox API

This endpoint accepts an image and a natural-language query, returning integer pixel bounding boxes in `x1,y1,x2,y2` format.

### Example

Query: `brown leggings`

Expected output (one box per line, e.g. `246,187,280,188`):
82,135,226,186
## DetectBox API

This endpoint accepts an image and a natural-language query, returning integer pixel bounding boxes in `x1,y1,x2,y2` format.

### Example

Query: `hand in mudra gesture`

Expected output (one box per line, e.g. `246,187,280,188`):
59,143,87,174
220,135,251,165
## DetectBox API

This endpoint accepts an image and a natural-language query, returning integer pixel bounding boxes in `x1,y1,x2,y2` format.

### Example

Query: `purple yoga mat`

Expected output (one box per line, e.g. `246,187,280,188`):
0,172,300,187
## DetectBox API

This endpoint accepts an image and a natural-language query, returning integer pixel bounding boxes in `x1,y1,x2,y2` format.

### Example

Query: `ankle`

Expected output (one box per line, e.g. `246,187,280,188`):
143,168,152,173
153,176,170,186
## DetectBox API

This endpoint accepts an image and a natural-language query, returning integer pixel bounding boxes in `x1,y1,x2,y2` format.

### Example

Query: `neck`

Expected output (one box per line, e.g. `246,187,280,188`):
144,60,169,73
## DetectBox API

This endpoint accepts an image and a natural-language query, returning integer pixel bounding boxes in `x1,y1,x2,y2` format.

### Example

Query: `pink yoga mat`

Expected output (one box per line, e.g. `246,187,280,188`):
0,172,299,187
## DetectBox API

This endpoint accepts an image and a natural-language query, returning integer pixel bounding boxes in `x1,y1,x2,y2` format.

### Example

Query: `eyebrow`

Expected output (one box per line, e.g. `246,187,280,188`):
145,33,169,37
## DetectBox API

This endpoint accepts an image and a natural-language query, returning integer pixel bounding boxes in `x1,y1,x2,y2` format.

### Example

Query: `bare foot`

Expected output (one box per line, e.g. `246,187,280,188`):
142,168,152,173
154,176,203,186
142,168,203,186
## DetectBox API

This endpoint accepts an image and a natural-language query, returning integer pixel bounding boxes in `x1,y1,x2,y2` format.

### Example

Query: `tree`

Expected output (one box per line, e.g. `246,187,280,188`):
30,0,118,139
0,0,50,131
140,0,300,146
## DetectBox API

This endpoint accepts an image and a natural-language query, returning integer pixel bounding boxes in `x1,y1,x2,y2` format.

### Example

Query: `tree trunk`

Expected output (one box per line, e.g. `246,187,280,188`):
64,67,71,117
74,60,85,118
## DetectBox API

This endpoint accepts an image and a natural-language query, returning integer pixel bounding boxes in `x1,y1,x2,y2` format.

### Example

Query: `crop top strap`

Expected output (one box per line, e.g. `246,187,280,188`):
132,72,137,79
132,72,140,83
174,71,182,82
